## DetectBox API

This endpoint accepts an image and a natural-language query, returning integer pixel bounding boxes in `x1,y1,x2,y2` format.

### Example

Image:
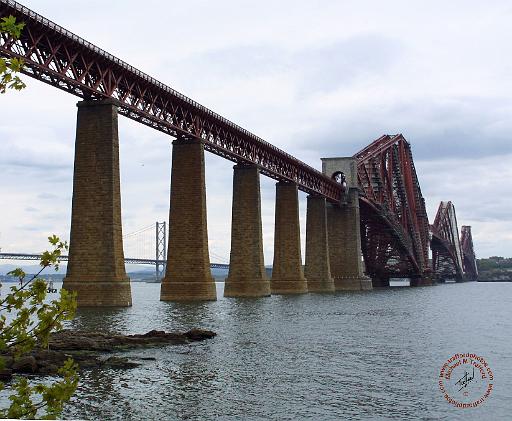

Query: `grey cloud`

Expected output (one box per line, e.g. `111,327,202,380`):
19,225,44,232
1,158,71,171
294,96,512,160
293,35,404,93
164,33,403,96
37,193,59,200
152,203,168,212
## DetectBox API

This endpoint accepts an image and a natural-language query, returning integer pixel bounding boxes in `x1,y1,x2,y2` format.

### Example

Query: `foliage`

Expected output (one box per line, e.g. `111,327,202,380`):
0,15,26,93
1,17,78,419
477,256,512,272
0,236,78,419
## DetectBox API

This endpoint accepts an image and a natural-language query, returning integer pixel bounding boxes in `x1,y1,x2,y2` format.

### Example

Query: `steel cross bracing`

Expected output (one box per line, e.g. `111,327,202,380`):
0,0,342,202
0,253,229,270
460,226,478,280
430,201,464,280
354,134,430,279
155,221,166,280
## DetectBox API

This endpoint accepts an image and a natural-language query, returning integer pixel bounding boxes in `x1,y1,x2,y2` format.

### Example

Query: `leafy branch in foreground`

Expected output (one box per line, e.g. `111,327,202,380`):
0,236,78,419
0,15,26,93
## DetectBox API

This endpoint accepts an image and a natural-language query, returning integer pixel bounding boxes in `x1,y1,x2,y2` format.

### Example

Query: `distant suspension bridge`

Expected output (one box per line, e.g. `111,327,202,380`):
0,222,230,279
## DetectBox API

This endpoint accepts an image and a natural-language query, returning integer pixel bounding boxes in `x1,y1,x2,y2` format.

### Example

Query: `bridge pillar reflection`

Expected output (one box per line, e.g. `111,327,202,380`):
271,181,308,294
322,157,372,291
160,137,217,301
224,165,270,297
372,276,390,287
305,195,335,292
410,276,434,287
63,99,132,307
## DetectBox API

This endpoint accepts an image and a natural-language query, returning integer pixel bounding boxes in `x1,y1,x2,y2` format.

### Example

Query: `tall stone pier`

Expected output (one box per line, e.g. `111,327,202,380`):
304,195,335,292
63,99,132,307
271,181,308,294
160,137,217,301
224,165,270,297
322,158,372,291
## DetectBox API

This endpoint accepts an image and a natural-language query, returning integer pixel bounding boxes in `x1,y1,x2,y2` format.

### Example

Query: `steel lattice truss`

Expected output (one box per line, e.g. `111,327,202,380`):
0,0,342,202
354,135,430,279
460,226,478,280
430,201,463,280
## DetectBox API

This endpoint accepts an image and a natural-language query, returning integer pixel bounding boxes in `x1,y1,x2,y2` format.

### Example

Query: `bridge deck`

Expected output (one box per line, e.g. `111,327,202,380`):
0,253,229,270
0,0,342,202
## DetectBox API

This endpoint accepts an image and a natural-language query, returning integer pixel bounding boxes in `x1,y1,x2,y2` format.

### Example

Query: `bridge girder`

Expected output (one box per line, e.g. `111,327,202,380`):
460,226,478,280
355,135,430,280
0,0,341,202
430,201,464,281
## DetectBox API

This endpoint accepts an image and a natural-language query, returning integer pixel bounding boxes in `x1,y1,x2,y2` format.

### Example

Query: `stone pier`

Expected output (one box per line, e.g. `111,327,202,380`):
322,157,372,291
63,99,132,307
304,195,335,292
224,165,270,297
271,181,308,294
160,138,216,301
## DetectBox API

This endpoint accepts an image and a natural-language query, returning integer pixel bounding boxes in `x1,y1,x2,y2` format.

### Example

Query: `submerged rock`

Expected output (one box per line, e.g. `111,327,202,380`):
1,328,216,378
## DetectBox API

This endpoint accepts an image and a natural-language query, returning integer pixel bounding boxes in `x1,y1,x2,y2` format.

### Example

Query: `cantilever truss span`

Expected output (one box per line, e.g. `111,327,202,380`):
0,0,342,202
430,201,464,281
354,135,430,280
460,226,478,280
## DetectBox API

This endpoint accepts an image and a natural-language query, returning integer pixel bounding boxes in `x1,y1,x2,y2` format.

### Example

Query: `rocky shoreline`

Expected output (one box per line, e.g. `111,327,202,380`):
0,328,216,381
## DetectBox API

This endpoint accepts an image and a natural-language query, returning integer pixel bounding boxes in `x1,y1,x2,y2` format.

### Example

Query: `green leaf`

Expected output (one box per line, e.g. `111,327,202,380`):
0,235,77,418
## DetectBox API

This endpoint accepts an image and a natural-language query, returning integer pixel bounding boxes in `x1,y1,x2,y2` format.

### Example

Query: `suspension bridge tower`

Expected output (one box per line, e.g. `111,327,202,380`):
155,221,167,280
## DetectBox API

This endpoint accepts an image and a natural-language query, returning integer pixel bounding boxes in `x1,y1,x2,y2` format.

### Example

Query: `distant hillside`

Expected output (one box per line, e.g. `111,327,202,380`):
477,257,512,281
477,256,512,271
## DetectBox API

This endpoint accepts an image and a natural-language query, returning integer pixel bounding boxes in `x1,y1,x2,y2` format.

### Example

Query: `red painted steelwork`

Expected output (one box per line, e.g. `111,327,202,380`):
430,201,463,280
0,0,342,202
460,226,478,280
355,135,430,279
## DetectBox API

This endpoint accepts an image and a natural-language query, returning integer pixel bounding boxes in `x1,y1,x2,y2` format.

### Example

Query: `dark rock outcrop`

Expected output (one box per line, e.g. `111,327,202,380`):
1,328,216,380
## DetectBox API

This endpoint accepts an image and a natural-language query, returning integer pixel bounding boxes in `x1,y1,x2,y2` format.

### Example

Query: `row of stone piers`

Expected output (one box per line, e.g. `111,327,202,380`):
155,136,373,302
63,99,372,307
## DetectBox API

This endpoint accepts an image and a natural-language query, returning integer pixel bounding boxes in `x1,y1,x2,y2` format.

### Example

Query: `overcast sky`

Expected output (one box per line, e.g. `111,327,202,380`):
1,0,511,267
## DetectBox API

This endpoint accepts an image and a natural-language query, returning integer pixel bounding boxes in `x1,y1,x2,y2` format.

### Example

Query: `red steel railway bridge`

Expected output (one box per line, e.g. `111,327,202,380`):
0,0,477,306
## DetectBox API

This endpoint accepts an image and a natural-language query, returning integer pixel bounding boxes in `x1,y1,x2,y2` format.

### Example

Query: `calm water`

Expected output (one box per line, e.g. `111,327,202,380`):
29,282,512,419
